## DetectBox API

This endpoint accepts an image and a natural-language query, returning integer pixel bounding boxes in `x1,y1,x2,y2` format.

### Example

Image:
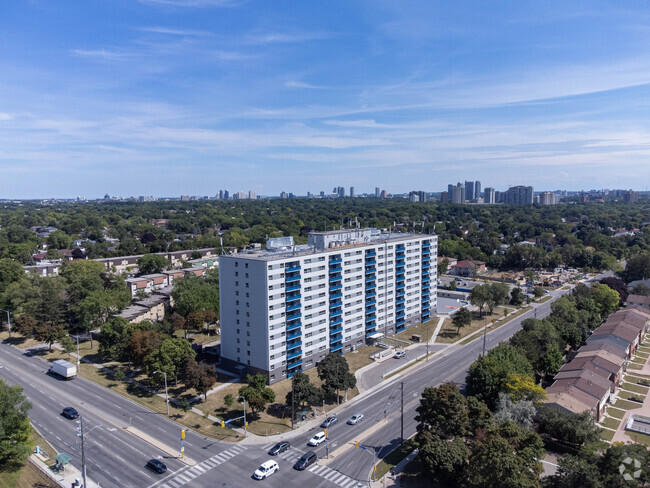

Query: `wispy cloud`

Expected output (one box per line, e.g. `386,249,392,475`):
285,81,329,89
71,48,135,62
246,32,330,44
139,0,243,7
138,26,213,36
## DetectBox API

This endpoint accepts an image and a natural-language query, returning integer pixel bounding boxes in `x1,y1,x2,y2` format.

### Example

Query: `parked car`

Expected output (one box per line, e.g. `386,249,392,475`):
293,451,317,470
253,460,279,480
320,416,338,428
268,441,290,456
61,407,79,419
308,431,326,446
146,459,167,474
347,413,364,425
393,350,406,359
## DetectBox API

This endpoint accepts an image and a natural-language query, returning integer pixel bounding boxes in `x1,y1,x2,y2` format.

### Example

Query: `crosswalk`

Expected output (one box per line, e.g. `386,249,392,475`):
158,444,247,488
260,442,304,463
307,464,360,488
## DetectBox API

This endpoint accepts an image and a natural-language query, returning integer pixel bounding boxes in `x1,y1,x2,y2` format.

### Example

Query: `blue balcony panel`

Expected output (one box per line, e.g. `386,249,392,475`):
365,299,376,306
366,306,376,313
286,321,302,331
286,303,301,312
287,360,302,369
329,300,342,308
330,310,343,318
286,341,302,351
330,326,343,334
330,317,343,325
365,251,376,258
366,291,377,298
329,293,343,300
329,258,342,264
330,284,342,291
285,275,301,283
286,265,301,272
286,284,301,292
287,331,302,341
287,350,302,360
329,265,342,272
331,344,343,352
330,336,343,344
366,277,376,283
286,293,301,302
396,284,405,291
329,276,342,283
366,284,376,290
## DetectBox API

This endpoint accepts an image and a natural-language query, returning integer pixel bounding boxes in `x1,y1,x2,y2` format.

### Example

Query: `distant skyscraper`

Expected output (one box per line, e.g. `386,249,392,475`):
337,186,345,198
350,186,355,197
465,181,475,201
375,187,380,198
440,191,449,204
320,191,325,198
484,187,495,204
623,190,639,202
452,183,465,204
475,181,481,199
538,192,557,205
249,190,256,200
380,189,387,199
447,184,454,196
223,190,230,200
504,186,534,205
181,195,190,201
280,191,288,199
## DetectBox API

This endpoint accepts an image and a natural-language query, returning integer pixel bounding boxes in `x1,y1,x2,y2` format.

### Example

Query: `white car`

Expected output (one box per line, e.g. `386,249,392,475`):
393,350,406,359
308,431,326,446
347,413,364,425
253,460,279,480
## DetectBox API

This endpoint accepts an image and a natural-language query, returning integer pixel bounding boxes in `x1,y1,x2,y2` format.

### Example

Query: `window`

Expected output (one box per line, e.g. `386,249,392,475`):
235,272,239,276
236,319,240,324
245,263,248,268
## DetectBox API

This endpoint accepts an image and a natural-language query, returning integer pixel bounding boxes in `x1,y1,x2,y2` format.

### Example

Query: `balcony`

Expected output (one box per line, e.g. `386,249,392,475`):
365,299,376,306
365,325,377,333
329,292,342,300
421,299,430,307
286,265,301,273
287,360,302,369
287,321,302,331
366,291,376,298
330,317,343,325
329,299,342,307
365,277,376,283
396,297,405,304
330,309,343,318
365,251,376,258
285,275,301,283
366,315,376,323
286,303,301,312
422,242,431,248
286,284,301,292
286,293,301,302
329,257,342,265
396,284,405,291
329,275,342,283
330,325,343,334
287,331,302,341
330,334,343,343
329,264,342,272
286,341,302,351
422,276,431,282
331,344,343,353
286,311,301,320
366,306,376,313
365,283,376,290
396,312,405,319
365,259,376,265
330,284,343,291
287,350,302,360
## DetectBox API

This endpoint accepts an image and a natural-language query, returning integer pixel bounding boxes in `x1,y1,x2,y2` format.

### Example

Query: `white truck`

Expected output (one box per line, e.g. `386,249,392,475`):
49,359,77,380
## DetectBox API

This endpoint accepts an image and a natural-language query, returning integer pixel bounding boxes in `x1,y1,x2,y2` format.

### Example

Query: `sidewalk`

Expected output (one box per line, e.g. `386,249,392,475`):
29,453,100,488
370,449,419,488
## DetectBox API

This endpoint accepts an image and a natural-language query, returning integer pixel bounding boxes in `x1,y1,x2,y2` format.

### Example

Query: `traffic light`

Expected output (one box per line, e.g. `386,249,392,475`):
181,429,186,439
355,441,359,448
221,420,225,428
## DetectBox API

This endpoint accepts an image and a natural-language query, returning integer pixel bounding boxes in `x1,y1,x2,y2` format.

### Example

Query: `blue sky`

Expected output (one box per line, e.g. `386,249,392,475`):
2,1,650,198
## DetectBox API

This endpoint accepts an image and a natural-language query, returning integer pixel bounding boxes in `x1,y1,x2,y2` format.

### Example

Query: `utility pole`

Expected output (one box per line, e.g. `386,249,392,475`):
291,380,295,429
238,396,247,437
400,382,404,447
79,417,87,488
76,335,80,368
482,316,487,357
154,371,170,416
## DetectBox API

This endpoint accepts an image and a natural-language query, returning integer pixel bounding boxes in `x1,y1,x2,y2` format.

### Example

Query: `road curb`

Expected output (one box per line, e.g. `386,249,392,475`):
124,426,197,466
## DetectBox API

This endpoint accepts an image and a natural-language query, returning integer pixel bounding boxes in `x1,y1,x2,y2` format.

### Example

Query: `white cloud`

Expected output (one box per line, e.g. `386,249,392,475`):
139,0,243,7
138,26,213,36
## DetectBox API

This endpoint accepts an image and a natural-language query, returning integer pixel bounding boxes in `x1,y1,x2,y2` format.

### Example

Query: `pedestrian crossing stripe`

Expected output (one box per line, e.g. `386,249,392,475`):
157,445,248,488
307,463,358,487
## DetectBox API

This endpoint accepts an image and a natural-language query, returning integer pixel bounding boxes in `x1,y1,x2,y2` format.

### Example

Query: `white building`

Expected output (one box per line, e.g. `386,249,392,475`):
219,228,437,383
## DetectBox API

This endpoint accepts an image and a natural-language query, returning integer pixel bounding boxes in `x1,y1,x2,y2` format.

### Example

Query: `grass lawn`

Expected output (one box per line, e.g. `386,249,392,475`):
0,431,59,488
345,345,383,373
601,429,615,442
613,399,644,411
621,382,650,394
535,295,553,304
435,307,518,344
625,375,650,387
606,407,626,419
635,351,650,359
174,330,220,346
455,306,532,346
394,321,437,344
628,363,643,370
375,438,418,479
601,417,621,430
631,356,647,365
627,432,650,447
0,331,49,350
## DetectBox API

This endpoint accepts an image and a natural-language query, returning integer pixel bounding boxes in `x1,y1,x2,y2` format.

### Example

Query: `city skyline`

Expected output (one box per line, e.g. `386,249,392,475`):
3,2,650,198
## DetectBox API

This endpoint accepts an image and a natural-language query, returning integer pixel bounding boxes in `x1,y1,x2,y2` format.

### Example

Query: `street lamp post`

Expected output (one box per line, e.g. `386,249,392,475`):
75,335,81,367
237,396,247,437
153,371,170,416
76,417,102,488
1,309,11,338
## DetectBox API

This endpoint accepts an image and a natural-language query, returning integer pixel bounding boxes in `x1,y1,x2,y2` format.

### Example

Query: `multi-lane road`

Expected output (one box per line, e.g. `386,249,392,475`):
0,284,576,487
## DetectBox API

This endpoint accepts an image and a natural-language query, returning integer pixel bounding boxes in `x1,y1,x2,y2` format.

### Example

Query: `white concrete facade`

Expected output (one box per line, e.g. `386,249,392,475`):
219,229,437,383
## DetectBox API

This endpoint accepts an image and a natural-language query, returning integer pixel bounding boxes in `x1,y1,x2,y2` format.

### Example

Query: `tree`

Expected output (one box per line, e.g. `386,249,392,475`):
488,282,510,313
622,251,650,283
418,431,468,485
0,379,32,471
316,353,356,402
510,287,524,307
238,374,275,417
415,383,469,440
46,230,72,250
98,317,133,361
452,307,472,334
183,358,217,401
533,287,546,298
285,372,323,409
171,275,219,318
494,393,536,429
437,258,450,276
632,282,650,296
137,254,170,275
466,343,534,409
34,324,65,350
599,277,628,305
11,314,37,337
503,373,546,402
186,311,206,337
127,330,162,367
146,337,196,386
544,454,603,488
469,284,491,316
591,282,620,319
0,258,24,295
60,336,76,358
224,393,234,407
538,407,602,448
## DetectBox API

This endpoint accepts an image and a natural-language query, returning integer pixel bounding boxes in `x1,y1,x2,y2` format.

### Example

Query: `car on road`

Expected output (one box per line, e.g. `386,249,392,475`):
393,350,406,359
268,441,290,456
253,460,279,480
294,451,317,470
320,416,338,428
146,459,167,474
347,413,364,425
308,431,326,446
61,407,79,419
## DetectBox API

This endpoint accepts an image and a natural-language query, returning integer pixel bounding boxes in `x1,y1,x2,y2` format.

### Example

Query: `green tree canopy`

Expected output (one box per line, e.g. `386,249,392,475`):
316,353,356,402
146,337,196,386
184,358,217,401
137,254,170,275
415,383,469,440
0,379,32,471
171,274,219,318
238,373,275,417
285,371,323,409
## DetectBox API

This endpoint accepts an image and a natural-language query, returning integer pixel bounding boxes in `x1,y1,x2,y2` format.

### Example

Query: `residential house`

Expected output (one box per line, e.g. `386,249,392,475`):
449,259,486,277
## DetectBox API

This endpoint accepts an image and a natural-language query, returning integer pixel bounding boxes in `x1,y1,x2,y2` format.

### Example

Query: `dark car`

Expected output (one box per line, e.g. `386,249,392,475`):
293,451,317,471
61,407,79,419
320,416,338,428
268,441,290,456
146,459,167,474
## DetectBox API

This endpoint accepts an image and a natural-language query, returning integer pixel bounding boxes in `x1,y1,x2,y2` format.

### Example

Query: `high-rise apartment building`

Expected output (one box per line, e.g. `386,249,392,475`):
465,181,475,201
504,186,534,205
451,183,465,204
375,187,381,198
474,181,481,199
483,187,496,204
538,192,557,205
350,186,355,198
219,229,437,383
